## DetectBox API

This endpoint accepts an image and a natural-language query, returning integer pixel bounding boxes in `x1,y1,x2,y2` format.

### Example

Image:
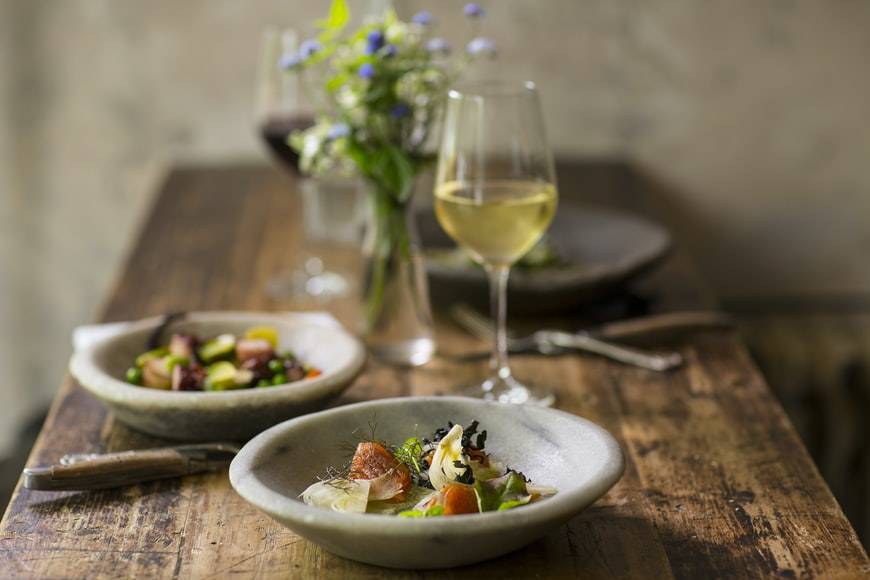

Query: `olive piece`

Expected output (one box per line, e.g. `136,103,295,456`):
172,364,206,391
286,364,305,382
240,354,272,383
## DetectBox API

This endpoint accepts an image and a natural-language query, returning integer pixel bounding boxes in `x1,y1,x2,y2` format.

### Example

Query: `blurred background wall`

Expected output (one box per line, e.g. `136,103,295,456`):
2,0,869,535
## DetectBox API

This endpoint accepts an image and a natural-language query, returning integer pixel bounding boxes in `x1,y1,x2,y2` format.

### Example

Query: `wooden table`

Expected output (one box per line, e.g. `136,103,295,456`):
2,163,868,579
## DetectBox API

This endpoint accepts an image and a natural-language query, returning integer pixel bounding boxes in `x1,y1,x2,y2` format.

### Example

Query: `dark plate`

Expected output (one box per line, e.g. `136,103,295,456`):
417,202,672,313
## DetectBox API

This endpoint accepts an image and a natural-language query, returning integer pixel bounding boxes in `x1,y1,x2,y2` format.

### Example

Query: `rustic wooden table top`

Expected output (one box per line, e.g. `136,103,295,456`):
2,163,868,579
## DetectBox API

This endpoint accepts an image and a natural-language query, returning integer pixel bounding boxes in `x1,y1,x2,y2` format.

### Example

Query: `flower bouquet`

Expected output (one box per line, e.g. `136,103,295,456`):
283,0,495,365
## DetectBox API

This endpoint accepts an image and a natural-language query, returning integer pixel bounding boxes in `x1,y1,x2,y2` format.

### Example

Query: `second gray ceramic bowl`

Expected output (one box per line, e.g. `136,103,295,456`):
69,312,366,441
229,396,624,569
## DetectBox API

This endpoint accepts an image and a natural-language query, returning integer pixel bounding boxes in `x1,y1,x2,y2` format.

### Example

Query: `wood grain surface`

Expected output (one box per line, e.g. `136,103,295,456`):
1,163,867,579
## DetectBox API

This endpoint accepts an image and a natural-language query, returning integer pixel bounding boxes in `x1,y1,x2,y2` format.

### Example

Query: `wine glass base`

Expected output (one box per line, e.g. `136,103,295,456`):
265,258,351,301
461,374,555,407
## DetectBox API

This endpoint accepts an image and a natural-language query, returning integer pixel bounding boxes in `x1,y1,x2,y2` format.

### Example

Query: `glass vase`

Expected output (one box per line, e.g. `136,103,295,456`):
362,187,435,366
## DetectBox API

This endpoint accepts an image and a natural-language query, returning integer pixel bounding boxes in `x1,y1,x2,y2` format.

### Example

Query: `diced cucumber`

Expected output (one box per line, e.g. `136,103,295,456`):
198,334,236,363
205,361,239,391
135,347,169,368
164,355,189,372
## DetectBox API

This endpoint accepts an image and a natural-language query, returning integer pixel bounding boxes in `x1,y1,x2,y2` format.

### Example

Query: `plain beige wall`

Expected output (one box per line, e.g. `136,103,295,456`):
2,0,869,454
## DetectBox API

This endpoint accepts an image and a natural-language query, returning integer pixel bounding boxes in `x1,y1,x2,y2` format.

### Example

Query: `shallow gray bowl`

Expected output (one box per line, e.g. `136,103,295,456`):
69,312,366,441
229,396,624,569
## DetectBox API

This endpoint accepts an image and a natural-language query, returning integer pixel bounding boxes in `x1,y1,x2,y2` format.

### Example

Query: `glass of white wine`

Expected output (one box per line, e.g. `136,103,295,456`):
434,81,558,406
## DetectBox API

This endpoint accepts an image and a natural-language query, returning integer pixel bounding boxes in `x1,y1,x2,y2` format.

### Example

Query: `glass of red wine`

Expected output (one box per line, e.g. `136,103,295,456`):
255,28,355,301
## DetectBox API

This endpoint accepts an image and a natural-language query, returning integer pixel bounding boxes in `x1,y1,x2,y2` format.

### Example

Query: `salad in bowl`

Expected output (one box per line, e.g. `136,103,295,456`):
301,420,556,516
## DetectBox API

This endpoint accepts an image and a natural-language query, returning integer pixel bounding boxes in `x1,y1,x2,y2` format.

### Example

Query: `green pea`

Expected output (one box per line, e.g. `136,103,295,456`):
125,367,143,385
256,379,272,388
281,351,296,361
272,373,288,385
267,359,285,374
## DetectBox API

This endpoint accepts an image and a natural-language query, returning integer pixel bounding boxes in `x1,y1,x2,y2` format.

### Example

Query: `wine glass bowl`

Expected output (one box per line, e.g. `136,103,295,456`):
434,81,558,406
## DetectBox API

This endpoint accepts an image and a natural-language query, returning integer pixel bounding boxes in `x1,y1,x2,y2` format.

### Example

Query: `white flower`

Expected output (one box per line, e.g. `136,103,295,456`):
385,21,408,44
467,37,497,57
302,132,323,161
336,86,360,109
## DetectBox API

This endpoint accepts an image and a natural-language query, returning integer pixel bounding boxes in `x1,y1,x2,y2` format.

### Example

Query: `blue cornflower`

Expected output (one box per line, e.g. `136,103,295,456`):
327,123,351,140
466,37,496,56
279,52,302,70
412,11,433,26
358,62,376,79
382,44,397,58
299,39,321,58
426,37,450,55
390,103,411,119
464,3,485,18
365,30,385,55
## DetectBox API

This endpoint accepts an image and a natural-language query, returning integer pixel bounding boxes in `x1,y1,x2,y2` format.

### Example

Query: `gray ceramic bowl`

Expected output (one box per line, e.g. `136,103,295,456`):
229,396,624,569
69,312,366,441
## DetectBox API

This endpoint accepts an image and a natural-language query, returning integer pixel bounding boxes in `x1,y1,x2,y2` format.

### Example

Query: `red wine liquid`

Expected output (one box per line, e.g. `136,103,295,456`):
260,115,315,174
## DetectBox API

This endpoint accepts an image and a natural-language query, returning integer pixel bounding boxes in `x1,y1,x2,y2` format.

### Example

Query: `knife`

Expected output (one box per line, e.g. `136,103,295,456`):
22,443,240,491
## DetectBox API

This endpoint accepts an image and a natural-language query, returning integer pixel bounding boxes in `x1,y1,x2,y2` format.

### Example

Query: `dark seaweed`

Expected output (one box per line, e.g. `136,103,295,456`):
452,460,475,484
505,467,531,483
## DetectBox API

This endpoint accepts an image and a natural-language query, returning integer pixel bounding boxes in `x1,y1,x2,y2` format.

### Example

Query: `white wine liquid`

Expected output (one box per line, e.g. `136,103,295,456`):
434,180,557,266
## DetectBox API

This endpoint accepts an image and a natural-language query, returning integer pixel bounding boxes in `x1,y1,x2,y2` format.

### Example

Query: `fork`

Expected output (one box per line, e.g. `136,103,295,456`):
450,304,684,372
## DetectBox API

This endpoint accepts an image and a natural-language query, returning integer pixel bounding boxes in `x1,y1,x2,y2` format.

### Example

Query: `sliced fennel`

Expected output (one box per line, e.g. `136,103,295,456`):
428,424,469,490
301,479,370,513
366,486,436,515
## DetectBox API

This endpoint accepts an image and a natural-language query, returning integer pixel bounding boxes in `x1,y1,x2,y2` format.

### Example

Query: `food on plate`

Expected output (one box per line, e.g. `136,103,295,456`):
124,325,321,391
300,420,556,516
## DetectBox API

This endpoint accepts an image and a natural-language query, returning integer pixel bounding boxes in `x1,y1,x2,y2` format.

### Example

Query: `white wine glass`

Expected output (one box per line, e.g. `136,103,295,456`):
434,81,558,406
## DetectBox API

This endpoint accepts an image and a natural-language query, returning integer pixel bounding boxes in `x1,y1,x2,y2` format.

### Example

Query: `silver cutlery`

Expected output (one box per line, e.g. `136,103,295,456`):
447,305,731,371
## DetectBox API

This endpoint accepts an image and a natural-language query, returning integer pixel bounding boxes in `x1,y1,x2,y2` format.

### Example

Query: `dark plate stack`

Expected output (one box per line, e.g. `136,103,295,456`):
418,202,672,313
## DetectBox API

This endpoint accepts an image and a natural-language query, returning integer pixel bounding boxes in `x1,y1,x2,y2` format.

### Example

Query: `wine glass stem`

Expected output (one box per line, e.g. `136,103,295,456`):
487,264,512,381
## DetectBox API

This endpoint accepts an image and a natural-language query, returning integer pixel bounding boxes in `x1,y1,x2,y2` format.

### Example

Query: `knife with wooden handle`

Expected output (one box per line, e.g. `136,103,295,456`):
593,310,733,343
22,443,240,491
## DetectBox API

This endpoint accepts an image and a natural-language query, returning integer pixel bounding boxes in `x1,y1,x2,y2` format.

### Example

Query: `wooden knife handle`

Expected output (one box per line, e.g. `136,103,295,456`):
594,311,733,343
23,448,198,491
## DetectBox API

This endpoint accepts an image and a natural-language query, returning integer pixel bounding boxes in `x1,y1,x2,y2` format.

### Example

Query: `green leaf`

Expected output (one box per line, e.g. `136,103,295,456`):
325,73,349,93
345,140,376,181
386,145,416,202
473,479,503,512
473,472,530,512
316,0,350,34
498,497,531,511
398,505,444,518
